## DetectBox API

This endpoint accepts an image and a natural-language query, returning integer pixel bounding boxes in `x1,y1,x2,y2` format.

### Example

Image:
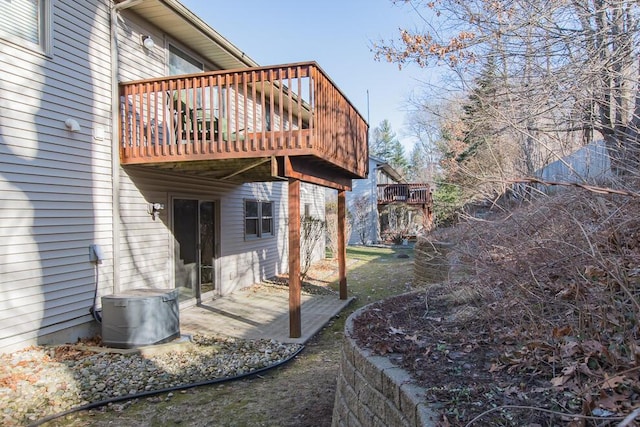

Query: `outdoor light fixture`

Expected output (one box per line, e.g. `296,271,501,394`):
148,202,164,220
141,35,155,50
64,118,81,132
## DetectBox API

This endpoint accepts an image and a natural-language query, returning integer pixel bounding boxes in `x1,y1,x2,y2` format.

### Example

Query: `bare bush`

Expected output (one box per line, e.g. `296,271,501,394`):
300,215,326,281
325,201,351,259
351,195,371,245
426,185,640,420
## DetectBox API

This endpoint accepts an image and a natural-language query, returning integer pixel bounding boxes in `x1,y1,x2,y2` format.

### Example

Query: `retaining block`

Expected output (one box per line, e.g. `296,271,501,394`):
331,303,438,427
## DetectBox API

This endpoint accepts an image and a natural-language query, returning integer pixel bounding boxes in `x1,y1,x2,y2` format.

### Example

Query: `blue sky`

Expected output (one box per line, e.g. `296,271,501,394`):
180,0,429,152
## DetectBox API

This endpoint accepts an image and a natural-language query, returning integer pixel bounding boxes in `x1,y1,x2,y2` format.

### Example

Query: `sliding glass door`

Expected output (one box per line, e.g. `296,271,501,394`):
173,198,217,302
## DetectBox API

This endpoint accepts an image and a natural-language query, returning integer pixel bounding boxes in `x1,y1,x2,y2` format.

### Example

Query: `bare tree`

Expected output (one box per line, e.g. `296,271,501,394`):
351,195,372,245
325,200,352,259
405,109,442,183
376,0,640,183
300,215,325,281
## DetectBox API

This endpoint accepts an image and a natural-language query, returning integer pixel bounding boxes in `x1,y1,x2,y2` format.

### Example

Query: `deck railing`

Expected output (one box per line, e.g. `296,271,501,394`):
377,184,433,205
119,62,368,177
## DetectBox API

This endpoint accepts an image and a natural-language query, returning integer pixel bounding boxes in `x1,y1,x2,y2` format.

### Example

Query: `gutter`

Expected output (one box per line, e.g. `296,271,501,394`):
110,0,144,294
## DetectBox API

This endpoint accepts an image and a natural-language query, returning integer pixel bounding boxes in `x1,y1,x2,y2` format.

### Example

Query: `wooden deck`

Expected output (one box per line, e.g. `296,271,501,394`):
377,183,433,205
119,62,368,189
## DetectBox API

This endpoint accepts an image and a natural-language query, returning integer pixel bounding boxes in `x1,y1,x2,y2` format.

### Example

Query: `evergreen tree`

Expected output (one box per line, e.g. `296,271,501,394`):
370,119,408,172
456,57,500,163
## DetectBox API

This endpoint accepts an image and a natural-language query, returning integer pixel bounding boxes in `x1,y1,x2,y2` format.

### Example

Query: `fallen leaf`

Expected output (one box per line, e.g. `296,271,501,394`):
405,334,420,343
582,340,606,356
551,375,570,387
553,325,572,338
374,342,393,355
489,362,505,372
577,362,597,377
556,285,576,299
596,389,629,411
561,341,580,358
584,265,606,279
600,374,626,390
551,365,576,387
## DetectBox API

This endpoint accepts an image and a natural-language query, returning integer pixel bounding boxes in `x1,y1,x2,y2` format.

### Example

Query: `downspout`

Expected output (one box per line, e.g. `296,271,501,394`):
110,0,144,294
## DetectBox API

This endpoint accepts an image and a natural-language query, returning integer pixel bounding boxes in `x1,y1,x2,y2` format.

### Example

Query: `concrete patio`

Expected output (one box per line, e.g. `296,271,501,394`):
179,285,355,344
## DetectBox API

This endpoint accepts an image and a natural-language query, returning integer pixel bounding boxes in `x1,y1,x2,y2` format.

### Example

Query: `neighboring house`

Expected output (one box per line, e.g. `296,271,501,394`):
0,0,368,353
537,140,612,186
347,156,432,245
503,140,614,201
347,156,400,245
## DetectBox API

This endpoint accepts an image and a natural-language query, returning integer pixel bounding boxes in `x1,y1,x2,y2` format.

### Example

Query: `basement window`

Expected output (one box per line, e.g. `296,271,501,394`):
0,0,52,55
245,200,273,239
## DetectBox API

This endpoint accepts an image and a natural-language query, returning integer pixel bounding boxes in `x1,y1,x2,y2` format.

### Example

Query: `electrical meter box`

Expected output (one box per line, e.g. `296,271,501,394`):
101,288,180,348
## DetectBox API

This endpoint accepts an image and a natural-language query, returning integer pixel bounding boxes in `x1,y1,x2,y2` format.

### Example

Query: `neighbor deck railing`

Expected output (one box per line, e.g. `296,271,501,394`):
377,184,433,205
119,61,368,177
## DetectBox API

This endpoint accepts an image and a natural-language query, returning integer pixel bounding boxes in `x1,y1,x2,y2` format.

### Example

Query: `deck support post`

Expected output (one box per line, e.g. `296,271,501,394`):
338,189,347,300
288,178,301,338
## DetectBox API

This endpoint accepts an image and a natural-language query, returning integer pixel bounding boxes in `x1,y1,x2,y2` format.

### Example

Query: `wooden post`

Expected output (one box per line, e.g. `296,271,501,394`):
288,178,301,338
338,189,347,300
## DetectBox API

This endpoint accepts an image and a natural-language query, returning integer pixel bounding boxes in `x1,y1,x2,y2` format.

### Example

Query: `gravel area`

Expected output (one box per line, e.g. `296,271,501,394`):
0,334,302,426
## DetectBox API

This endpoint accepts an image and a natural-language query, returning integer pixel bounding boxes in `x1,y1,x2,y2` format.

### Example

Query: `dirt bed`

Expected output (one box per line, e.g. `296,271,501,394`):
352,189,640,426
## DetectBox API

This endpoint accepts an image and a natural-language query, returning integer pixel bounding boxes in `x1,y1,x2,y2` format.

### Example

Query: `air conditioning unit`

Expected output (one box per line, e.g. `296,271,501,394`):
101,288,180,348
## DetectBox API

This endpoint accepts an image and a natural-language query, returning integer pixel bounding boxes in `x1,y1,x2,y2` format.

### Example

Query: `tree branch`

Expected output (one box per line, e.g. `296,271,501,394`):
502,177,640,198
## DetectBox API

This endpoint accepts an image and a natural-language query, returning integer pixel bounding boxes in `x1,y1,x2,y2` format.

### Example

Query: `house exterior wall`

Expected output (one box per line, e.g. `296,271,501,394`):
346,157,408,245
117,171,325,300
118,168,293,297
502,140,614,201
347,157,379,245
0,0,114,352
0,1,325,353
378,170,398,185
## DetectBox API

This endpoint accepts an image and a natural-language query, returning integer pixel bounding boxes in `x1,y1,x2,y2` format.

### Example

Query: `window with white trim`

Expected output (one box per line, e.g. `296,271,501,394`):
0,0,52,55
168,44,203,76
245,200,273,239
168,44,226,118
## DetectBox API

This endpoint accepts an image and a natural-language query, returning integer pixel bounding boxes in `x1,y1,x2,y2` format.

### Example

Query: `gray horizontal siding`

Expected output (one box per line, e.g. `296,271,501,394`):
0,274,97,304
117,11,166,82
116,169,293,297
0,303,95,343
0,0,113,352
0,288,95,324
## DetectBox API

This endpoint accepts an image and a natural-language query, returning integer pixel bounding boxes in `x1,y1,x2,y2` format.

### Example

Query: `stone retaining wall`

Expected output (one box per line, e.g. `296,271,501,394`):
413,237,453,285
331,303,438,427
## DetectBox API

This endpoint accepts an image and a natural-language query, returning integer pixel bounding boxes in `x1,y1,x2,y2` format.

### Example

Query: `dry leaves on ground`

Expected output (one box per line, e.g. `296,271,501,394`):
353,187,640,426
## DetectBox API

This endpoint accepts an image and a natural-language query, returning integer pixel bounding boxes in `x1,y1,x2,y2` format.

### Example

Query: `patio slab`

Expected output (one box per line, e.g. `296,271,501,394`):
179,286,355,344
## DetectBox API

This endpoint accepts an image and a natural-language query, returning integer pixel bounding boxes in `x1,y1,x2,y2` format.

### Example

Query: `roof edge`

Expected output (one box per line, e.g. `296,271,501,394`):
159,0,260,68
